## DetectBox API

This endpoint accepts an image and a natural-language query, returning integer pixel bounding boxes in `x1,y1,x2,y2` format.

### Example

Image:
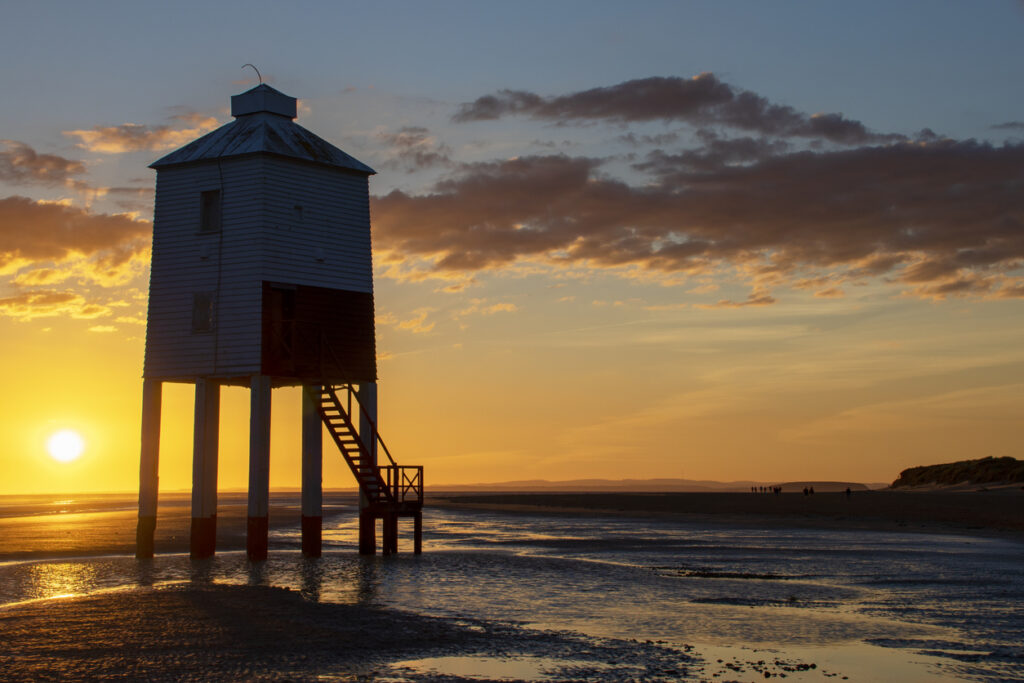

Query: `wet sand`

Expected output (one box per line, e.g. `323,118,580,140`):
0,584,697,682
0,492,359,561
429,489,1024,538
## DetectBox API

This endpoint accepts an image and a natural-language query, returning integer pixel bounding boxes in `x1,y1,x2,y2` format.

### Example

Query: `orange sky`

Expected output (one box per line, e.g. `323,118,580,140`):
2,4,1024,494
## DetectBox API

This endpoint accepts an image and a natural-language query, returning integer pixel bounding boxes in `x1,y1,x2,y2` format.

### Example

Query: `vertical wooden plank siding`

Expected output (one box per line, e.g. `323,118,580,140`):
144,154,375,381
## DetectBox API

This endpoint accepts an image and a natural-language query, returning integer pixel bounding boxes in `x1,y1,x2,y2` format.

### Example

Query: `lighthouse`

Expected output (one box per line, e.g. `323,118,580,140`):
135,84,423,561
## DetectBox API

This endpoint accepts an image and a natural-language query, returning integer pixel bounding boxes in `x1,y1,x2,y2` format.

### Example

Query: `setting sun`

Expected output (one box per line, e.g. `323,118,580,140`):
47,430,85,463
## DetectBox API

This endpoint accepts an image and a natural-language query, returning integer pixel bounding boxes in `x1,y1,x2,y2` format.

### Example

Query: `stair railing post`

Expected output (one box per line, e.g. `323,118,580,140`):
357,382,378,554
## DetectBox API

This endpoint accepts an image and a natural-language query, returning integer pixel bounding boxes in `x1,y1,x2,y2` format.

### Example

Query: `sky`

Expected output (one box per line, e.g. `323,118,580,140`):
2,1,1024,494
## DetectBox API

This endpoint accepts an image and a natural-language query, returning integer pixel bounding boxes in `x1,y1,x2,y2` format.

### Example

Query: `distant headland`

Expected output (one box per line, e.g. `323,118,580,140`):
891,456,1024,490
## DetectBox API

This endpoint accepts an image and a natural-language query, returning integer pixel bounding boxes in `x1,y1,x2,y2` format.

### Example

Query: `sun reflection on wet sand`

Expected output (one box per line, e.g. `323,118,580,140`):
26,561,101,601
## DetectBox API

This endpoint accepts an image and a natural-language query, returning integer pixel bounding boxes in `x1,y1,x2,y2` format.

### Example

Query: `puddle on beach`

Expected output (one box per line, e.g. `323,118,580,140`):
380,655,616,682
695,643,959,682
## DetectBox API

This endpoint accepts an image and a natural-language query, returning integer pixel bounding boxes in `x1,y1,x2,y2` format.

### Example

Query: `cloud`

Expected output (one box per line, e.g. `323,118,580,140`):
618,131,682,147
12,268,73,286
0,290,111,321
434,279,475,293
696,289,776,309
991,121,1024,131
0,196,151,282
374,126,453,172
905,273,995,300
377,308,437,334
634,131,790,173
453,73,903,145
994,280,1024,298
454,298,519,318
63,114,219,153
370,139,1024,299
99,185,155,212
0,141,87,188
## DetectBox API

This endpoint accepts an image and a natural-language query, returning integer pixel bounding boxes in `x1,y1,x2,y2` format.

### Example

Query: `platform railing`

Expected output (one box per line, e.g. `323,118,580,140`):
383,465,424,504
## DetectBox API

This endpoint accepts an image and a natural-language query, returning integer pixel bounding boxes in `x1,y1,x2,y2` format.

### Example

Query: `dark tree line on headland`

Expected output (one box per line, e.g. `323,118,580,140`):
891,456,1024,488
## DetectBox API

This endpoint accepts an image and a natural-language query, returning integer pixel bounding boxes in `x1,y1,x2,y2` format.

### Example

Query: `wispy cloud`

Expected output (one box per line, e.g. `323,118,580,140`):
0,140,86,188
454,298,519,318
696,289,777,309
378,308,437,334
0,290,111,321
63,113,219,154
374,126,453,172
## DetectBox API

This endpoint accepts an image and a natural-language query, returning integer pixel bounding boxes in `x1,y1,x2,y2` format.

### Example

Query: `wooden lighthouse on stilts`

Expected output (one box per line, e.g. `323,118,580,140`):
135,83,423,561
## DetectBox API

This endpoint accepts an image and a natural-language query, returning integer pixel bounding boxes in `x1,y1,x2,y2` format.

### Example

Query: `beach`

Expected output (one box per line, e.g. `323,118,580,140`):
429,489,1024,537
1,584,697,682
1,491,1023,681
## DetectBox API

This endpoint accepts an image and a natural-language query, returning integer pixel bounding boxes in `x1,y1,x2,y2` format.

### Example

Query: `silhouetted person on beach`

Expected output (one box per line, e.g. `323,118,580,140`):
803,487,809,496
845,487,851,498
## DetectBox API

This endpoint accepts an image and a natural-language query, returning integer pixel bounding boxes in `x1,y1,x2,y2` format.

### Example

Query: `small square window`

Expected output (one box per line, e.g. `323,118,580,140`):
192,292,214,332
200,190,221,232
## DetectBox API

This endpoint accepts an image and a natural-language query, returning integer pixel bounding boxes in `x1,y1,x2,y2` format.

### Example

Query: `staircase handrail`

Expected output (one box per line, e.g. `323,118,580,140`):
319,385,397,505
312,329,398,468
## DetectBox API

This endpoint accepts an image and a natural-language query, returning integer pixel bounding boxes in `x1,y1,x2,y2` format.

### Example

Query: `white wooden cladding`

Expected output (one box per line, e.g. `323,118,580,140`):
144,153,374,381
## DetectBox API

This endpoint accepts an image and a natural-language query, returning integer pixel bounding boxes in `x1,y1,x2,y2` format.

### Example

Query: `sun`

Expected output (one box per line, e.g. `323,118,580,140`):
47,430,85,463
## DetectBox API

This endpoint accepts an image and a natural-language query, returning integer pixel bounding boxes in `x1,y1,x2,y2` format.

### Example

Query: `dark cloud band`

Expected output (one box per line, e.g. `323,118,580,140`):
372,141,1024,298
453,73,903,145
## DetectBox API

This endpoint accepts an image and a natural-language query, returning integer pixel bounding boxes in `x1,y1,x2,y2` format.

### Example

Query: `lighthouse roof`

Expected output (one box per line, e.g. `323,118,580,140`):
150,84,375,174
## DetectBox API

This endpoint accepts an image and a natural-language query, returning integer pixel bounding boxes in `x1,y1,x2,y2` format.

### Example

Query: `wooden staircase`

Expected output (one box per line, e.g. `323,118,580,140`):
312,384,423,553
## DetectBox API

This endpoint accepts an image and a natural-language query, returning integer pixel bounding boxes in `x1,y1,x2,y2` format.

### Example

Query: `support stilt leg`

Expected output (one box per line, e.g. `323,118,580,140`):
413,512,423,555
382,512,398,555
190,379,220,559
357,382,379,555
136,379,162,558
359,510,376,555
247,375,271,561
301,385,322,558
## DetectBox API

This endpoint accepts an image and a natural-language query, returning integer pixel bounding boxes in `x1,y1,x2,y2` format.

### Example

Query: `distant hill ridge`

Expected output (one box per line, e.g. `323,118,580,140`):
431,478,879,493
891,456,1024,488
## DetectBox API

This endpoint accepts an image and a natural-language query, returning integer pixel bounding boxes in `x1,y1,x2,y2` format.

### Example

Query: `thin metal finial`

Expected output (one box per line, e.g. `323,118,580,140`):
242,64,263,85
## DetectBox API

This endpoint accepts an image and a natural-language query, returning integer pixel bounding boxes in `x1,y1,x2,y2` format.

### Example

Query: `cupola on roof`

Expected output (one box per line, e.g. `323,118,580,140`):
150,84,375,174
231,83,297,118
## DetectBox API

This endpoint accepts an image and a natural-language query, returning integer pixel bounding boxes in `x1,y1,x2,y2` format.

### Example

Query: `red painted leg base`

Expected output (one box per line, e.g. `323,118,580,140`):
136,515,156,558
301,515,322,557
190,516,217,559
247,516,269,561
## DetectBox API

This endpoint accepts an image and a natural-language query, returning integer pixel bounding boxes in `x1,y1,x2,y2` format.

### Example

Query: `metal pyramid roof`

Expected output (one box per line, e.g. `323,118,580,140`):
150,85,375,174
